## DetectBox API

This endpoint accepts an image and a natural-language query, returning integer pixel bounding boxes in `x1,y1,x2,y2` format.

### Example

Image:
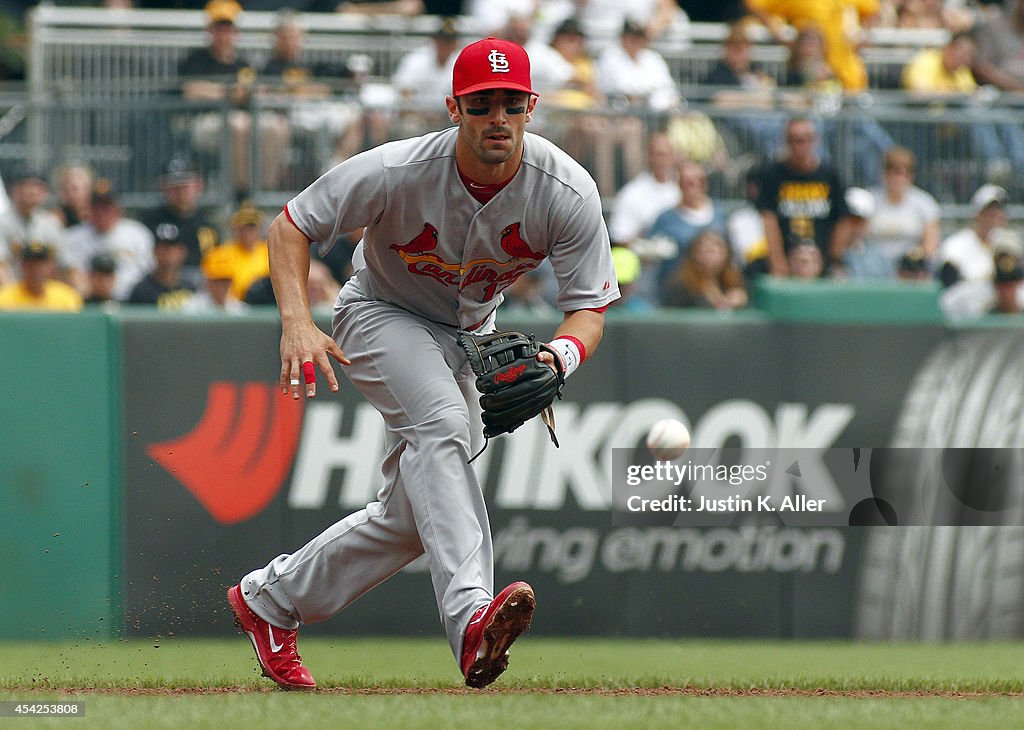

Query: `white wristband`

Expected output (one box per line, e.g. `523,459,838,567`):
548,337,581,378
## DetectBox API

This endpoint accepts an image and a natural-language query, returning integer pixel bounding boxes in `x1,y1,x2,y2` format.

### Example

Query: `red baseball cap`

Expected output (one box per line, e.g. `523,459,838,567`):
452,37,537,97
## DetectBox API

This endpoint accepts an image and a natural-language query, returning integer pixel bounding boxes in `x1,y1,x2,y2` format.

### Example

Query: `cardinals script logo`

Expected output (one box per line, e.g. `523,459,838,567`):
147,382,303,524
390,222,543,301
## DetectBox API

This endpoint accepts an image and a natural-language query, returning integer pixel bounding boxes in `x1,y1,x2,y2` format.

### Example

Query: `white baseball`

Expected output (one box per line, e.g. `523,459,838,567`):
646,418,691,461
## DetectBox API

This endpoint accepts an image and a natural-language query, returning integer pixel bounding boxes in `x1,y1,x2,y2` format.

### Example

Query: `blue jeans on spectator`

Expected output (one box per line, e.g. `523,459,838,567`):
966,121,1024,180
822,116,895,186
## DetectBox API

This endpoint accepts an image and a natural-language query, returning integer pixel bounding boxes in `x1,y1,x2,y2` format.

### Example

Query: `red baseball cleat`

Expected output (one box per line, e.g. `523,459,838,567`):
461,581,536,689
227,584,316,690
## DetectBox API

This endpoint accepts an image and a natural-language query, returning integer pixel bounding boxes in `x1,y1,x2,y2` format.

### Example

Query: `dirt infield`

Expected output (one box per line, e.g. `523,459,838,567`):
17,686,1024,699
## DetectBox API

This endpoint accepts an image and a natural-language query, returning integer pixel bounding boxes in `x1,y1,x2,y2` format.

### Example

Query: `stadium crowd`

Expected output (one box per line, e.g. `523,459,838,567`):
1,0,1023,317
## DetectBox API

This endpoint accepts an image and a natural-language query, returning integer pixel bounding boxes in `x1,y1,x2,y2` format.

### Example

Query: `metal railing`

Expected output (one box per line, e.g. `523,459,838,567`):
28,5,947,98
13,7,1010,224
5,87,1022,226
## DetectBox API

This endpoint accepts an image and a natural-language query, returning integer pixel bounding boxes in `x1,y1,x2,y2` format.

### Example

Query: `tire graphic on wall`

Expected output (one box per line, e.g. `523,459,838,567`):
856,331,1024,639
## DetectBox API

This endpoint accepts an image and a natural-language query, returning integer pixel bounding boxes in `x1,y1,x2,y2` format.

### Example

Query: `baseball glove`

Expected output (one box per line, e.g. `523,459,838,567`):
458,329,565,457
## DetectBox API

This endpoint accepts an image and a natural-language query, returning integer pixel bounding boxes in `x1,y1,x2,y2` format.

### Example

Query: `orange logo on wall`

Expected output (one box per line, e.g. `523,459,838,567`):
147,382,304,524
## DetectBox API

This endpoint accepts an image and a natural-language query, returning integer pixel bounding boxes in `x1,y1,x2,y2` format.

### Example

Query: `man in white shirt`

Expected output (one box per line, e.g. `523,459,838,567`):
607,131,679,246
596,19,680,112
937,184,1010,317
0,169,67,286
939,184,1006,286
499,13,575,98
64,184,154,301
392,18,461,111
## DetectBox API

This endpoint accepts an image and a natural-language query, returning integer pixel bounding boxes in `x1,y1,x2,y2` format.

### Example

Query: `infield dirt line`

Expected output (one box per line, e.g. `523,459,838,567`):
9,686,1024,699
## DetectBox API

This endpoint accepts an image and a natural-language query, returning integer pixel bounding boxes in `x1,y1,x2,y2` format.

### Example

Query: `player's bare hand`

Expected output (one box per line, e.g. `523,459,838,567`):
280,321,350,400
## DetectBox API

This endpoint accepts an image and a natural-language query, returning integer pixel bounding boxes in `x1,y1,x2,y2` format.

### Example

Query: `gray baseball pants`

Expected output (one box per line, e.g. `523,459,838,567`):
241,280,493,660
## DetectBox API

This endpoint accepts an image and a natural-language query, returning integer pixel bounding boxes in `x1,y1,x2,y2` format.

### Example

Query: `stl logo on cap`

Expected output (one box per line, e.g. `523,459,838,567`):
488,49,510,73
452,37,537,97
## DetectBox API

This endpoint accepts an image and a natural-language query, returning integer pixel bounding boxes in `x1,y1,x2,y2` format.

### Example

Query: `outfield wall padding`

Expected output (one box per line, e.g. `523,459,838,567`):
4,304,1023,640
0,312,121,640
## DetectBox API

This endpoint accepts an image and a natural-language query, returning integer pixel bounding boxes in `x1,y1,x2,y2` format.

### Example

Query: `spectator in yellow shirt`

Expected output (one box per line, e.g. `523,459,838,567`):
903,31,1024,184
208,202,270,300
901,31,976,94
0,241,83,312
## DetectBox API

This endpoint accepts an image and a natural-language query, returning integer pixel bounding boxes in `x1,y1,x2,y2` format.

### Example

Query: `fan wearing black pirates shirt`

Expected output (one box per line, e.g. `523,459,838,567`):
756,117,853,276
140,156,219,280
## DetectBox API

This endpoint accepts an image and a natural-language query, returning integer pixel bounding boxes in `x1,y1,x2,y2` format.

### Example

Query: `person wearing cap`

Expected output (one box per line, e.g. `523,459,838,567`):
226,36,618,692
184,245,249,314
84,252,119,306
180,1,253,102
545,17,599,111
991,250,1024,314
498,14,576,97
592,17,680,186
0,241,83,312
0,168,66,287
128,225,198,310
937,183,1009,289
840,186,894,280
897,247,932,282
180,0,289,193
595,18,680,113
63,181,155,302
391,17,461,113
141,156,219,278
204,202,271,301
940,248,1024,319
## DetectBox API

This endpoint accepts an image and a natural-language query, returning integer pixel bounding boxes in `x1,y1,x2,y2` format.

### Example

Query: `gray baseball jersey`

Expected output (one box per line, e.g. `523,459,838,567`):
286,126,620,327
240,124,618,672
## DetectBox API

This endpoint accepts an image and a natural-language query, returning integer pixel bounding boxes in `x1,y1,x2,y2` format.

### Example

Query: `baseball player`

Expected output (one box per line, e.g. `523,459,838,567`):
227,37,619,690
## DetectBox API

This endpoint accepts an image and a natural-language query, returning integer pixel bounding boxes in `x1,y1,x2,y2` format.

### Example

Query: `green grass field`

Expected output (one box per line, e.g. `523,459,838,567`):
2,638,1023,729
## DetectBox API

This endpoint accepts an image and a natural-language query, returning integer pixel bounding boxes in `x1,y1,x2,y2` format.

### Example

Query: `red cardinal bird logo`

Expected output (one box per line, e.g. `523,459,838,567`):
499,223,544,261
147,382,304,524
390,222,439,255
